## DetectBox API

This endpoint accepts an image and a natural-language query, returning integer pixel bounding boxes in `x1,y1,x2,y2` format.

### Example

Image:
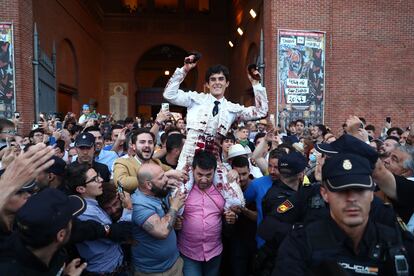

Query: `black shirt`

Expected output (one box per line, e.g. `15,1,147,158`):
0,233,68,276
159,155,177,169
393,175,414,222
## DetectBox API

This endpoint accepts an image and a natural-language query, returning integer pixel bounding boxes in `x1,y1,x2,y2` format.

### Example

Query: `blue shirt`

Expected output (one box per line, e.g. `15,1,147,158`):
76,198,124,273
244,175,272,248
94,149,118,172
131,189,179,273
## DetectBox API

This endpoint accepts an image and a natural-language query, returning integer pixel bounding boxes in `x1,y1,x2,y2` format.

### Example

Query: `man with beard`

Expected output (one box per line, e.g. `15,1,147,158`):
132,163,186,275
310,124,327,144
113,128,184,194
72,132,111,182
379,136,400,159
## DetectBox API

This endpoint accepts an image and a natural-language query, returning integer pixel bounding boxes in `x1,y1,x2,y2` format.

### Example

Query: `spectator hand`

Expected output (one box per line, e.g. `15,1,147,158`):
224,210,237,224
156,109,171,124
169,192,186,211
119,191,132,210
226,169,239,183
174,215,184,230
165,169,188,182
63,258,87,276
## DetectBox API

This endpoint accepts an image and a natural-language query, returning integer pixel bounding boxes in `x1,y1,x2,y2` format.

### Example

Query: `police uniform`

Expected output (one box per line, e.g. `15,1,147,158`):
272,154,414,276
260,152,308,218
258,183,398,246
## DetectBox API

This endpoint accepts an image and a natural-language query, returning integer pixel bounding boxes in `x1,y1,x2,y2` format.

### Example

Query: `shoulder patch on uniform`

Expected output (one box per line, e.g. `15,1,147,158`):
276,199,294,213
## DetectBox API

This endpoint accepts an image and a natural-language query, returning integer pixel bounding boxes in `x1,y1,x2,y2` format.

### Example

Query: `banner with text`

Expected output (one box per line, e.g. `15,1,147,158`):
277,29,325,126
0,23,15,119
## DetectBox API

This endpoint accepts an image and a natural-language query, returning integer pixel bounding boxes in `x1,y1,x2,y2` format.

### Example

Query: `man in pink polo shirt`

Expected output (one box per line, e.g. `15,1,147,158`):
175,151,237,276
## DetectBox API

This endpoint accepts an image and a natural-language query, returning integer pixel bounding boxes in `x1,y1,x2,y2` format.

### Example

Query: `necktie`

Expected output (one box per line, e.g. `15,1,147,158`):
212,101,220,116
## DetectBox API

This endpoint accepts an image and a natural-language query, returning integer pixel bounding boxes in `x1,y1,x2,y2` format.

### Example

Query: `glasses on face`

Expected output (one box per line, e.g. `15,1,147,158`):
1,130,16,135
85,173,102,185
209,76,226,82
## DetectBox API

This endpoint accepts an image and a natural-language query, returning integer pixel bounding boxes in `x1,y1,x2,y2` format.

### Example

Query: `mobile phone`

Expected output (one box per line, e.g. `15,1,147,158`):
161,103,169,112
247,64,261,81
14,112,20,119
386,116,391,124
117,181,125,195
56,121,62,130
32,123,39,129
101,115,107,119
184,51,202,64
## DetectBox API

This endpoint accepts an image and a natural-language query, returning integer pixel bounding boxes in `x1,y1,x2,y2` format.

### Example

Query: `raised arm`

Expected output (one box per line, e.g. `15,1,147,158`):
141,192,185,239
372,159,397,200
163,55,198,107
238,71,268,121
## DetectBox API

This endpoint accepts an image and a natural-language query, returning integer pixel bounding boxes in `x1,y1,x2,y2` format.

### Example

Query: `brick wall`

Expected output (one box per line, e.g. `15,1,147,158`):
33,0,104,118
264,0,414,133
0,0,34,134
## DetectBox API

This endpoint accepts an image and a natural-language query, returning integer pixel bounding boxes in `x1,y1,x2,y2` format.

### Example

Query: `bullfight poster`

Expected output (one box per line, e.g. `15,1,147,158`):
277,29,326,125
0,23,15,119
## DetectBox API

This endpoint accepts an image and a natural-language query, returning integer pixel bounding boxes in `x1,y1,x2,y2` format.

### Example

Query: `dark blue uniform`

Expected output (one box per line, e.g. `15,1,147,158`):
273,217,414,276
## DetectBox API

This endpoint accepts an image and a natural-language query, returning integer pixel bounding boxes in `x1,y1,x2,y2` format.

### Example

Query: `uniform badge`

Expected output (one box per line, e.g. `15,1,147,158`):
276,199,294,213
343,159,352,170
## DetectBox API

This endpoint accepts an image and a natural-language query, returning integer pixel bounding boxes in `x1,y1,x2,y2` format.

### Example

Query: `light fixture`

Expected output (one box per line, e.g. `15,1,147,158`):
249,9,257,18
237,27,244,36
228,41,234,47
121,0,138,13
164,70,170,76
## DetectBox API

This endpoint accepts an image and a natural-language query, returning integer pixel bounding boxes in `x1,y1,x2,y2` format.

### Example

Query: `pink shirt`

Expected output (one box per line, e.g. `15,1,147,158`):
178,183,225,261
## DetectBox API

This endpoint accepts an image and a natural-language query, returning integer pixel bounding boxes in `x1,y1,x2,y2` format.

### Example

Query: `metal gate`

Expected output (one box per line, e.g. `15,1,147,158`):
33,23,56,119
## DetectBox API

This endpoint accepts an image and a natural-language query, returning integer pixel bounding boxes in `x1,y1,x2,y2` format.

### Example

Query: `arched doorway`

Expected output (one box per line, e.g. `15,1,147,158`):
56,39,79,115
135,44,197,119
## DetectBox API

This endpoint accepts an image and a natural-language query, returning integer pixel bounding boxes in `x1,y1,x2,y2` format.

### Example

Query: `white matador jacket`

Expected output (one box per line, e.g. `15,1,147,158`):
163,67,268,210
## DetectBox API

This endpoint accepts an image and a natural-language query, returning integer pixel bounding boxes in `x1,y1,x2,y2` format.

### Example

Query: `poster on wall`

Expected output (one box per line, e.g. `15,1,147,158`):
109,82,128,121
0,23,15,119
277,29,326,126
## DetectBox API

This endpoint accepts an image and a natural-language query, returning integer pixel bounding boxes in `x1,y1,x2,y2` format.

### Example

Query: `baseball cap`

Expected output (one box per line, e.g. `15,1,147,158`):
314,134,378,168
322,153,374,191
16,188,86,242
46,156,66,176
278,151,307,176
75,132,95,148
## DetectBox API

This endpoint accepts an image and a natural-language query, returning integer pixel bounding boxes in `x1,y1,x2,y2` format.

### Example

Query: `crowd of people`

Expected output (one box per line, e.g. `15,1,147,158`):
0,54,414,276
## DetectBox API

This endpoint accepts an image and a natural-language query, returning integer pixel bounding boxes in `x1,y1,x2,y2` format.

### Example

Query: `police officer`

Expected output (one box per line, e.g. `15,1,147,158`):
254,151,307,275
273,153,414,276
261,151,308,217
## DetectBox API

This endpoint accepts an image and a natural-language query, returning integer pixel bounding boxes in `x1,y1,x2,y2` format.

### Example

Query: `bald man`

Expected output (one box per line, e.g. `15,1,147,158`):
131,163,185,276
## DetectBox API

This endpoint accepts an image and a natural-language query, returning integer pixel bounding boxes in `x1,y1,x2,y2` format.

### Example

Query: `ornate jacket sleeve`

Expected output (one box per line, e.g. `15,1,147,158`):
163,67,194,108
238,83,269,121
